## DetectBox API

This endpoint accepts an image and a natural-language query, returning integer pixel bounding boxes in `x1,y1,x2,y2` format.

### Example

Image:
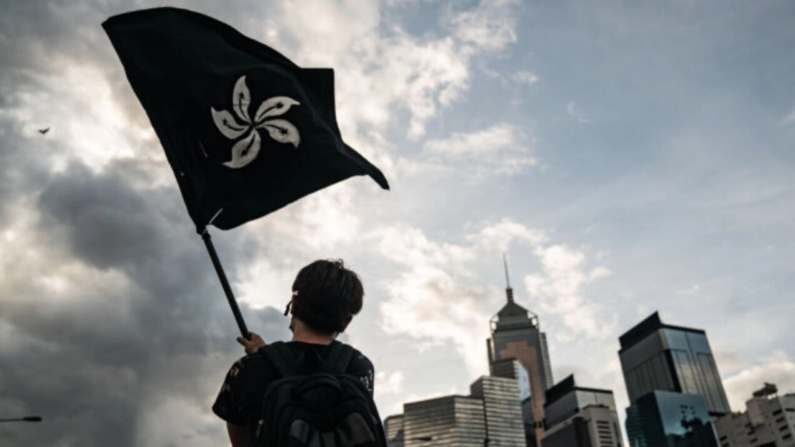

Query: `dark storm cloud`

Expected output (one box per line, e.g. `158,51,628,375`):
0,124,47,220
0,3,294,445
0,152,290,446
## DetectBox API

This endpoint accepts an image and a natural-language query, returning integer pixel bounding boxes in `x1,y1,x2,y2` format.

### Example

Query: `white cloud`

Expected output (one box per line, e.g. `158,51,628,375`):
723,350,795,412
266,0,522,139
3,60,162,177
370,219,610,375
446,0,521,53
567,101,591,124
676,284,701,295
423,124,538,176
466,218,547,252
266,183,362,250
385,0,441,7
781,106,795,126
512,70,540,85
233,257,294,311
233,183,364,309
425,124,520,156
370,222,525,375
375,370,405,396
524,244,615,340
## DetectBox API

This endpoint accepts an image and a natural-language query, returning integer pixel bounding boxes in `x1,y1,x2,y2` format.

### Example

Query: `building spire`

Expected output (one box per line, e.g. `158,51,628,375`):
503,253,514,303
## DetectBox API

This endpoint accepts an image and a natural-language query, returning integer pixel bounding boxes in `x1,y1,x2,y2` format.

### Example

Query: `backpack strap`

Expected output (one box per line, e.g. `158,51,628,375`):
260,342,297,378
327,341,356,373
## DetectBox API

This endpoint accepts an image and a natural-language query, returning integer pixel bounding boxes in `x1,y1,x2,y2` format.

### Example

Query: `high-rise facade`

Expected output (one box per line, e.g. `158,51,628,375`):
487,280,553,446
619,312,726,447
542,374,623,447
490,357,533,446
490,358,532,402
385,376,526,447
385,415,406,447
714,383,795,447
401,395,487,447
471,376,527,447
624,390,720,447
618,312,730,417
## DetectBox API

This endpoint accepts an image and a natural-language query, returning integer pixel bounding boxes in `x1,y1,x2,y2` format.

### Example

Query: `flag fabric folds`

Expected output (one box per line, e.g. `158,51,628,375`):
103,7,389,230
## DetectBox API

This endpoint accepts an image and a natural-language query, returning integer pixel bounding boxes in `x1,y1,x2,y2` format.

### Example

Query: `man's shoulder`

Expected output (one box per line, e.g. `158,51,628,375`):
237,349,274,372
329,341,372,364
339,343,375,396
348,345,373,366
247,340,374,373
337,342,374,375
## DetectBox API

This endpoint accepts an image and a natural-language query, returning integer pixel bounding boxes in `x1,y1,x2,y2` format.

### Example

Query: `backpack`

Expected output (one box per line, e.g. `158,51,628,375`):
251,341,388,447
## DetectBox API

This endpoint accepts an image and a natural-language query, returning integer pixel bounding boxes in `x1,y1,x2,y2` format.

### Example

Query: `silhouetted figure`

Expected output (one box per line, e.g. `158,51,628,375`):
38,128,49,135
213,259,386,447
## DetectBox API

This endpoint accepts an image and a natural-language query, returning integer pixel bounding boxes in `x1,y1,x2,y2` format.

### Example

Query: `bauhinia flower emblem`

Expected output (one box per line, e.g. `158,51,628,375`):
210,75,301,169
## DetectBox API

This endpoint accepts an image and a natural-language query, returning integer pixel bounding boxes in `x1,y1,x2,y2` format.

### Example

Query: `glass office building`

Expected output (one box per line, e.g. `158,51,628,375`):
625,390,720,447
618,312,730,417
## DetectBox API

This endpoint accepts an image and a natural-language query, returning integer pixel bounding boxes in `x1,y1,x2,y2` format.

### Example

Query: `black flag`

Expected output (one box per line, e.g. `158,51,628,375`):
103,7,389,230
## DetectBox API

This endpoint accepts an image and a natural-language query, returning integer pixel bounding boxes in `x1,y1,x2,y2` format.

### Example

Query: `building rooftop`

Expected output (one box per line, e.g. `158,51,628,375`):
402,394,478,408
497,300,529,318
544,374,614,406
491,300,539,332
618,311,706,351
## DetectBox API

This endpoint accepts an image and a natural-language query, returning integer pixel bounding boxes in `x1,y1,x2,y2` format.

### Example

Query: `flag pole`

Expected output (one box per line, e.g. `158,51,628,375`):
198,226,250,339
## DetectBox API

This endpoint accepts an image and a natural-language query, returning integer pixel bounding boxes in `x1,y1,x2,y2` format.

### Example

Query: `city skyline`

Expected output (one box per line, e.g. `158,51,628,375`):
389,301,792,446
1,0,795,446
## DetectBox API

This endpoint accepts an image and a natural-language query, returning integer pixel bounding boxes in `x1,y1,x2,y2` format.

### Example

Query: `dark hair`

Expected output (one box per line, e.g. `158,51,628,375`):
291,259,364,334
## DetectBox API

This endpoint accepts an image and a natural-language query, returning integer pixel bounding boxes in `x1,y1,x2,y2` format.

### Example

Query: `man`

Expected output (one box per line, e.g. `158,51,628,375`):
213,259,375,447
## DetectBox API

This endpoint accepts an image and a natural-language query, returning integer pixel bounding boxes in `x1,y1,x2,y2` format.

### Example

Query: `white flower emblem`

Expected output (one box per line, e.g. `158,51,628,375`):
211,75,301,169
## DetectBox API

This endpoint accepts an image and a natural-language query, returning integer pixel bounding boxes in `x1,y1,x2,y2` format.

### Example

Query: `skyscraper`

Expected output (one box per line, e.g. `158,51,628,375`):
619,312,727,447
401,395,486,447
385,415,405,447
624,390,720,447
618,312,730,417
487,256,554,446
543,375,623,447
385,375,526,447
471,376,528,447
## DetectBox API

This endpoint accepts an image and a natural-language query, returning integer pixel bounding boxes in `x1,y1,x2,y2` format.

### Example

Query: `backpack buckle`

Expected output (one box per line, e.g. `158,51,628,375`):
254,419,265,439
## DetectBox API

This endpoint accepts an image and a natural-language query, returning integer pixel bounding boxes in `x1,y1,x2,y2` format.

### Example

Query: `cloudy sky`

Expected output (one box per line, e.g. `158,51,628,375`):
1,0,794,445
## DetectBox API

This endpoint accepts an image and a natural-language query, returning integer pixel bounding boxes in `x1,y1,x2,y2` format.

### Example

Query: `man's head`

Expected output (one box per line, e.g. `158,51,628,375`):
290,259,364,334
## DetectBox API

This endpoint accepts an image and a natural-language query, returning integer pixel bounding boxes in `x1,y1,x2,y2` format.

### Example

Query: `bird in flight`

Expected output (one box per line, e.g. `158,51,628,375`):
38,127,50,135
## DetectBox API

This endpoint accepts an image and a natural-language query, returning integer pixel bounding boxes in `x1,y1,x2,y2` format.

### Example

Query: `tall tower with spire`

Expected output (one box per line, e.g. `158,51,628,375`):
487,255,554,447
